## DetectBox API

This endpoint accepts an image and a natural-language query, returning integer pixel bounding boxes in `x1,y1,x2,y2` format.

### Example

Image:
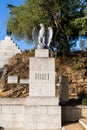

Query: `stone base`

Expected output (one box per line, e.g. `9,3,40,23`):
24,104,61,130
0,97,61,130
24,97,61,130
35,49,49,57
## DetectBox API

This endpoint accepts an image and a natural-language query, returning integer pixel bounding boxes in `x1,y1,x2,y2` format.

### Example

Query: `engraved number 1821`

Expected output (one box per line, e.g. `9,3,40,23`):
35,73,49,80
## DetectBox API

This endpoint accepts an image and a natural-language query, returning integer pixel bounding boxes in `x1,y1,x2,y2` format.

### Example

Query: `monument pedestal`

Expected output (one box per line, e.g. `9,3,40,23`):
29,57,55,97
26,49,61,130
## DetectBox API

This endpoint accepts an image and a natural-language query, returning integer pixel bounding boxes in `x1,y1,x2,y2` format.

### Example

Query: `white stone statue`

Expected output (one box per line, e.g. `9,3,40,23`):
32,23,53,49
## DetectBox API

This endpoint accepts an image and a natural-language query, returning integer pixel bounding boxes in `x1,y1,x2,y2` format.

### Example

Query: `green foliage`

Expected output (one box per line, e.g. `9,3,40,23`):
78,90,87,105
7,0,87,55
23,49,35,56
72,62,81,71
7,0,45,41
74,14,87,36
82,96,87,105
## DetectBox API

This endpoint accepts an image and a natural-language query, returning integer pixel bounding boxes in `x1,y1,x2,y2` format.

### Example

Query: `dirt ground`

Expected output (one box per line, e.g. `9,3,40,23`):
63,122,85,130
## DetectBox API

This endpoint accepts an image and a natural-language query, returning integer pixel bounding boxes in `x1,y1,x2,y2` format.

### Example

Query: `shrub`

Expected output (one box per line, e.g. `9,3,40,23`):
82,95,87,105
78,90,87,105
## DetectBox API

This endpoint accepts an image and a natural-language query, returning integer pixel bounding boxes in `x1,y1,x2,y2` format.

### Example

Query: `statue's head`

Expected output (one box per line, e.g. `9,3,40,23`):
40,23,44,28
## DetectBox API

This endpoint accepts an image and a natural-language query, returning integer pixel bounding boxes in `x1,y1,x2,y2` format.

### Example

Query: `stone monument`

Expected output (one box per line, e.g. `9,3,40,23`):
59,75,69,102
0,36,21,68
27,23,61,130
0,24,61,130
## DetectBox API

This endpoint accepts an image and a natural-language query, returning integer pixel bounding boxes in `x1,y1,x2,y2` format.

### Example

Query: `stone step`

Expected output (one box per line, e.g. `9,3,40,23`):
5,128,23,130
0,41,16,45
0,47,18,50
0,42,15,46
0,46,18,50
5,128,61,130
79,118,87,129
0,51,20,56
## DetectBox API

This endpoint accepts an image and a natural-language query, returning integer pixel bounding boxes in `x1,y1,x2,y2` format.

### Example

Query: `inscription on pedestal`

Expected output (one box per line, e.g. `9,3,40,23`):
35,73,49,80
29,57,55,97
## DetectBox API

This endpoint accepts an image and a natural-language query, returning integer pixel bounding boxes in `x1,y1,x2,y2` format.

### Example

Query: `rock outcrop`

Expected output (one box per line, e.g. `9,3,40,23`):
0,50,87,97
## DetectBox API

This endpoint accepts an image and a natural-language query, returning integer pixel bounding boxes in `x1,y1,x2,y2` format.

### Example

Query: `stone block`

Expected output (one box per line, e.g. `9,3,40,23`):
35,49,49,57
36,123,48,129
24,122,37,130
29,84,55,96
20,79,29,84
30,71,55,84
24,115,33,122
59,75,69,102
4,36,11,41
0,98,25,105
25,97,59,106
29,57,55,97
50,115,61,124
0,36,21,68
34,115,50,123
47,123,60,129
8,121,23,128
37,106,47,114
0,98,61,130
7,76,18,84
1,114,12,121
13,114,24,121
2,106,13,113
12,106,24,114
47,106,61,115
24,105,61,129
30,58,55,71
6,128,23,130
0,121,9,128
25,106,37,115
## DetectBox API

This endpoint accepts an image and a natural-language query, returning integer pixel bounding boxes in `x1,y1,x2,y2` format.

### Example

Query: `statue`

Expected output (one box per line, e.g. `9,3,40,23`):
32,23,53,49
7,29,12,36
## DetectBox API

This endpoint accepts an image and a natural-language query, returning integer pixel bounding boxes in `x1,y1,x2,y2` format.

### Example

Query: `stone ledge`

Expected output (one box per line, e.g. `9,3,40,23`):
25,97,59,106
0,98,25,105
79,118,87,129
4,128,24,130
0,97,59,106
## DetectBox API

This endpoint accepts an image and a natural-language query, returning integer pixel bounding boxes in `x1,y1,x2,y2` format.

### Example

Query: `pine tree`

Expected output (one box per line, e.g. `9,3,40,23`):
7,0,87,55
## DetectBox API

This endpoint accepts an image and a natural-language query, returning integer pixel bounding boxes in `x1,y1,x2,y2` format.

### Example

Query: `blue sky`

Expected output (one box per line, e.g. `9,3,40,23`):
0,0,34,51
0,1,87,52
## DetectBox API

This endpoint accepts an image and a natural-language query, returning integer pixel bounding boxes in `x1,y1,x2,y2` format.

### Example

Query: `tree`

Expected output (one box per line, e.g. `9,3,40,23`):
7,0,87,55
